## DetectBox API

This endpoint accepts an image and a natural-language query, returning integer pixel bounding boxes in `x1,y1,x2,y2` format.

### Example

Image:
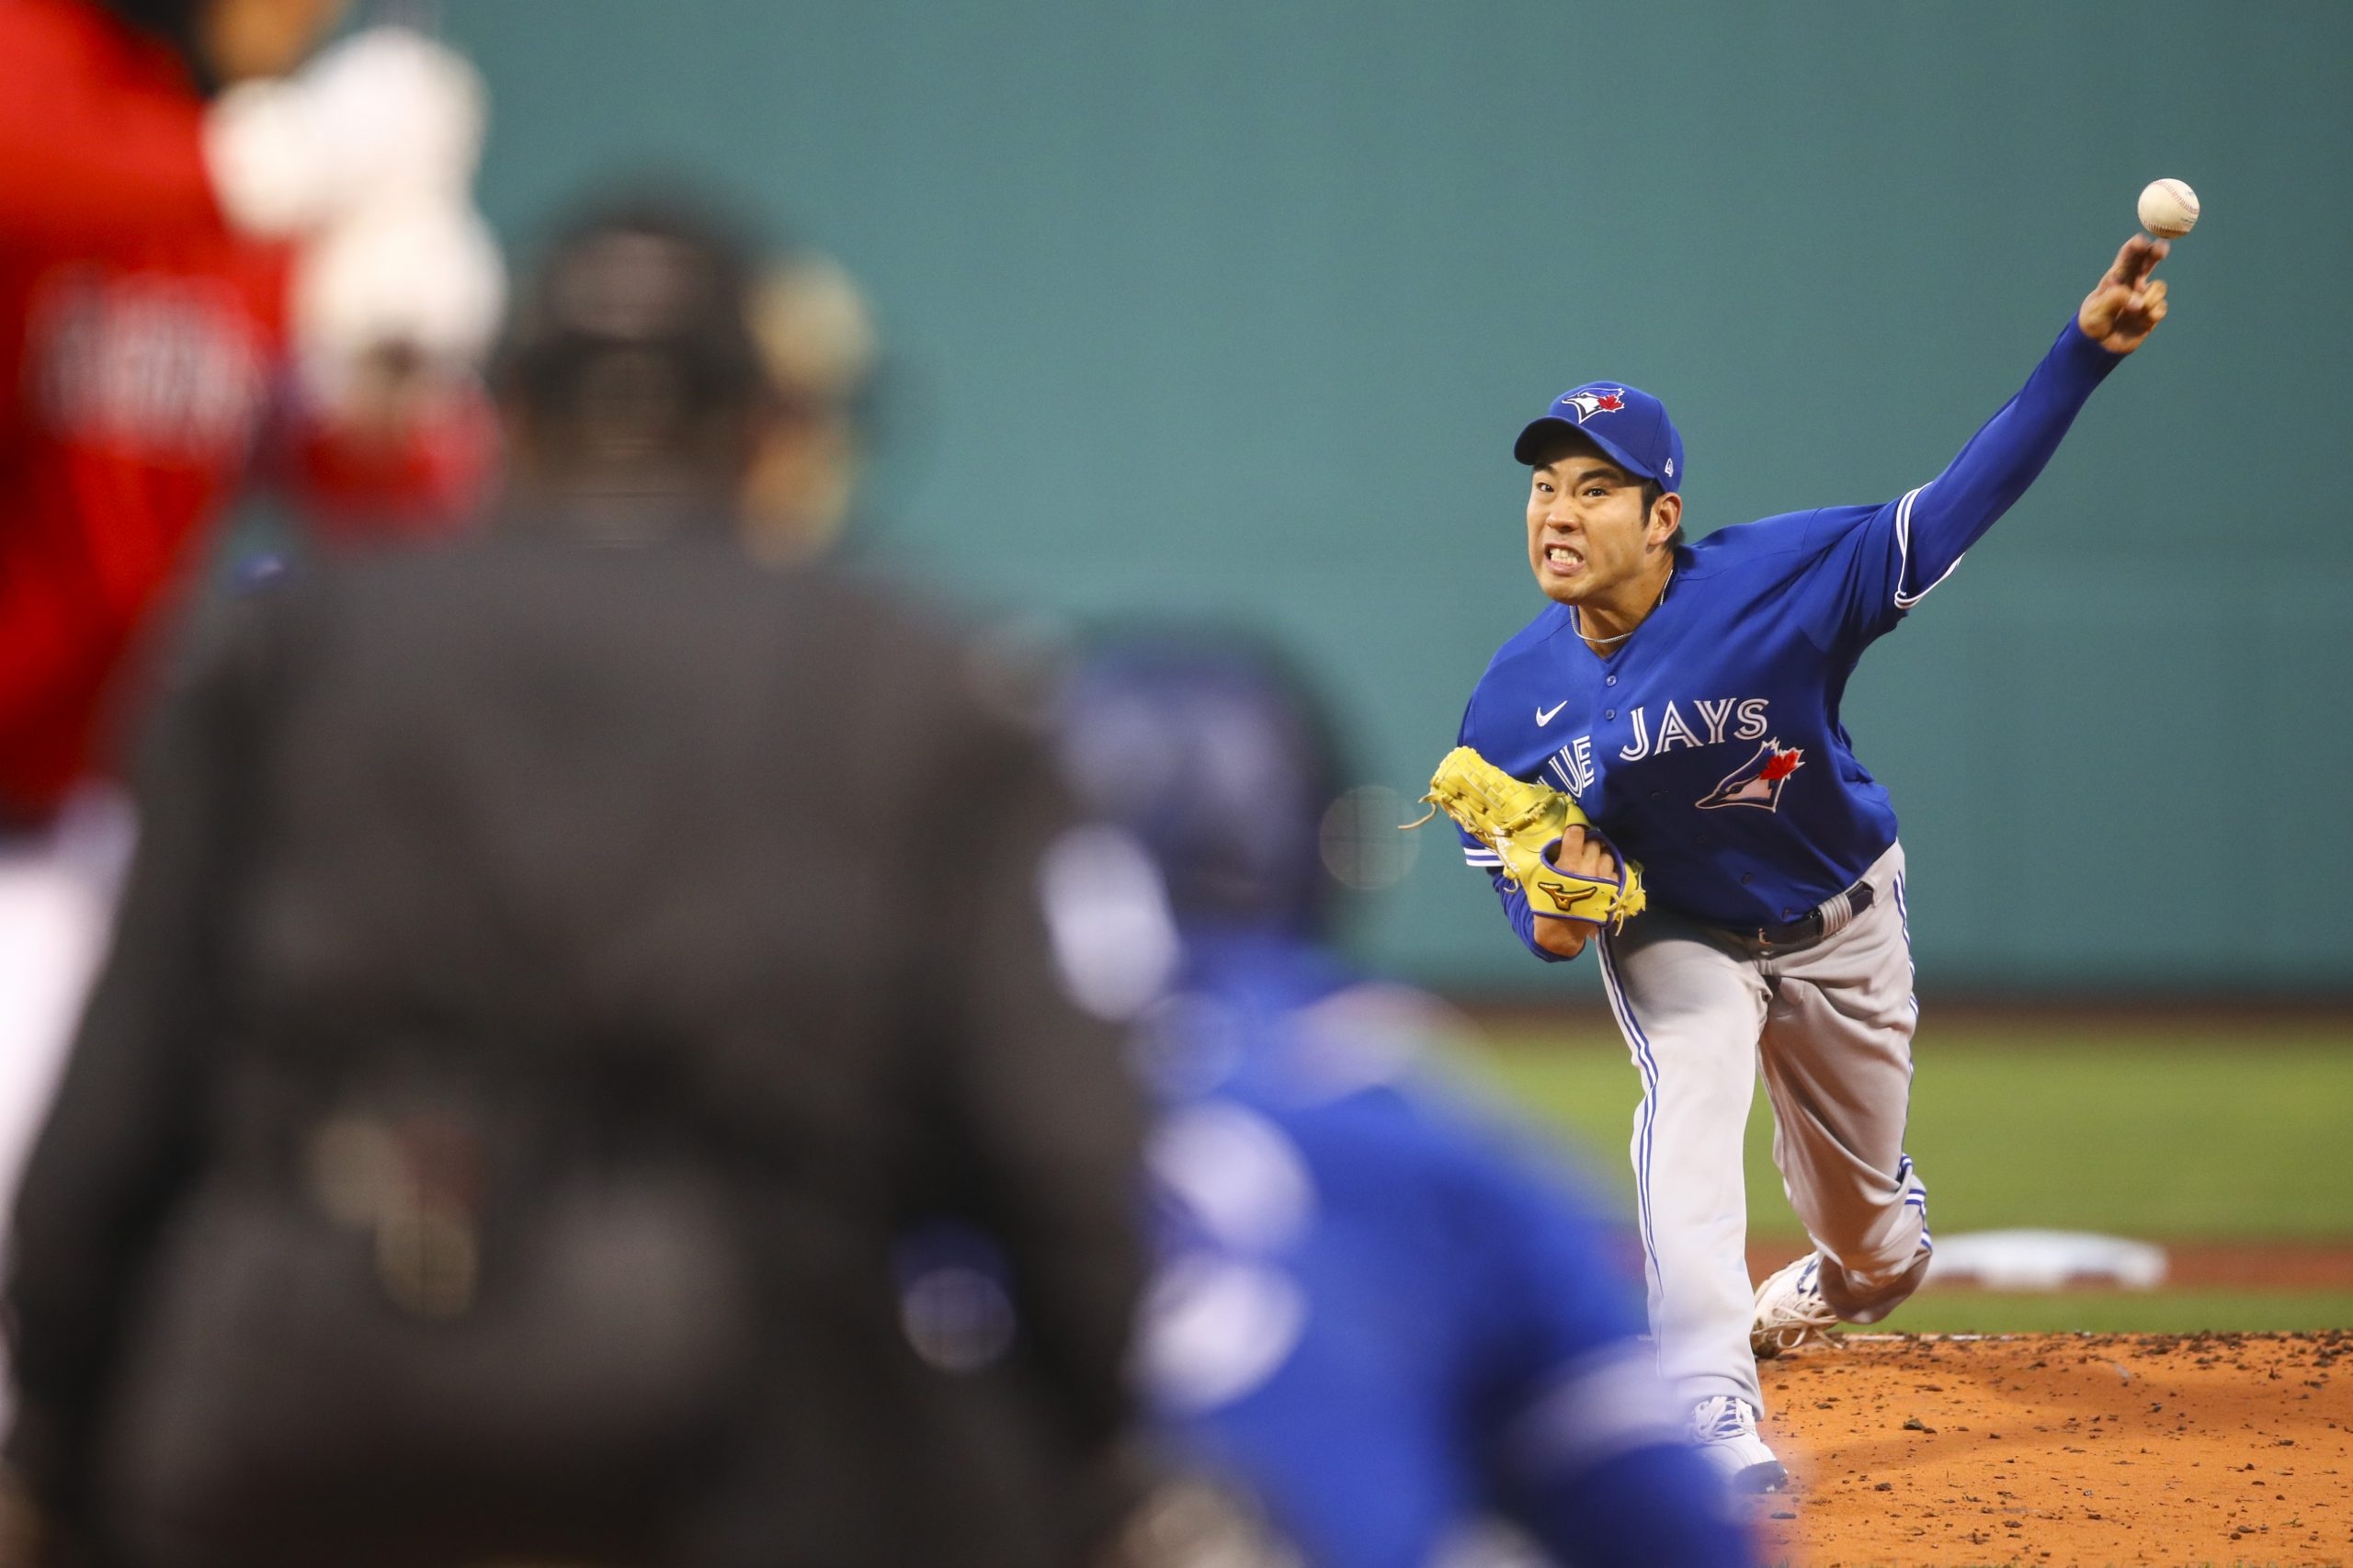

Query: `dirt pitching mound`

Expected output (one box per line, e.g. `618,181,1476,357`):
1751,1332,2351,1566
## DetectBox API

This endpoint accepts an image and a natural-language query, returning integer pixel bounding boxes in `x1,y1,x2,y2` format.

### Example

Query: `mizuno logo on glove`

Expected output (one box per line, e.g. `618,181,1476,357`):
1535,880,1601,912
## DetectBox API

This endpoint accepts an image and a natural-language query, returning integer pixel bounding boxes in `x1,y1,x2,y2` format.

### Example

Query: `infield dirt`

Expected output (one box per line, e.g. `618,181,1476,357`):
1750,1332,2351,1566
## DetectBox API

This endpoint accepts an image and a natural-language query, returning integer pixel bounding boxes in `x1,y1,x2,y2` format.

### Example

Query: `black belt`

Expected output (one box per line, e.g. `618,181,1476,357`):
1745,879,1875,949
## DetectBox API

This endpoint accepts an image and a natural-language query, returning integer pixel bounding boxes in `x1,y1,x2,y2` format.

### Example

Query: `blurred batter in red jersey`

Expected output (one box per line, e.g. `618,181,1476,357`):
0,0,503,1333
0,0,505,824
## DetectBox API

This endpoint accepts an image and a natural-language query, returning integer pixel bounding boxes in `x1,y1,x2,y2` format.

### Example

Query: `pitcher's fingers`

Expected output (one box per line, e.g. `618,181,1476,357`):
2103,235,2148,287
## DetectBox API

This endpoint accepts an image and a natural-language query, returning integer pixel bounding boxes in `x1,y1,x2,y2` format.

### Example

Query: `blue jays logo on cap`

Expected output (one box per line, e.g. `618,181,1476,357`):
1560,387,1628,424
1513,379,1687,493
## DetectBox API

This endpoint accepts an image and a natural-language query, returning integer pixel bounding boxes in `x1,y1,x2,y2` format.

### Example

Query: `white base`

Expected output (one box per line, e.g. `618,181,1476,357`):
1922,1229,2166,1291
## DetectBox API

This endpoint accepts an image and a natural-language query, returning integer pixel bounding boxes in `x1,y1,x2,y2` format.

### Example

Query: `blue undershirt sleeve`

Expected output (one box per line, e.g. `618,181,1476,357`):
1893,316,2124,604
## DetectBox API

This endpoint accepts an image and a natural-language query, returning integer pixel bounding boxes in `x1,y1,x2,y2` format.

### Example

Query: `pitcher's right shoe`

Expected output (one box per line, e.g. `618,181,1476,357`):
1751,1251,1839,1358
1689,1395,1787,1493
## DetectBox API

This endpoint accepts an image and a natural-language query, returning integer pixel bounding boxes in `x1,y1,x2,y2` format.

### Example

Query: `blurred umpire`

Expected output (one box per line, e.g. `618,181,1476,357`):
4,198,1150,1568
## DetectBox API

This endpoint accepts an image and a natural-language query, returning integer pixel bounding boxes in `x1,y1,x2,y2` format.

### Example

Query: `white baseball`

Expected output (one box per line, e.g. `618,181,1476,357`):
2138,178,2200,239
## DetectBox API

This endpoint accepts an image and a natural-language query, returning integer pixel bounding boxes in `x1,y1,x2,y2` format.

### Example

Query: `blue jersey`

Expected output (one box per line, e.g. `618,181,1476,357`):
1142,930,1750,1568
1459,319,2121,942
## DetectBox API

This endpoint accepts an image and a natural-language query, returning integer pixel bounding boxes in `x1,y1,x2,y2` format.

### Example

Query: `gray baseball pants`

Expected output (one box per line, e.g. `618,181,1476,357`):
1594,840,1930,1415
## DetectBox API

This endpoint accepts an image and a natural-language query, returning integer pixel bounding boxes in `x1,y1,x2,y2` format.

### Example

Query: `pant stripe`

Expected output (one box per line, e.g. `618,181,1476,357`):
1892,869,1919,1017
1897,1153,1933,1252
1596,933,1665,1291
1892,872,1927,1263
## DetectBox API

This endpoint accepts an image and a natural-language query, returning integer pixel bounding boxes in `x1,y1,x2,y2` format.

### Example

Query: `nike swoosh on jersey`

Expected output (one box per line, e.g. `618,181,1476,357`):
1535,700,1569,726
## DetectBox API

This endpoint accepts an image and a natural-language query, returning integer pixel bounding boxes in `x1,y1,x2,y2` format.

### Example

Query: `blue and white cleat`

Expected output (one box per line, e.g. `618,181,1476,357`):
1751,1252,1840,1358
1689,1395,1787,1493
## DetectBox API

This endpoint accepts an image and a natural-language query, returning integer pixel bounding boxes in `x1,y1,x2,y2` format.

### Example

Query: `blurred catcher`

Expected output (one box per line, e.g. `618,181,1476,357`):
3,196,1146,1568
1062,635,1752,1568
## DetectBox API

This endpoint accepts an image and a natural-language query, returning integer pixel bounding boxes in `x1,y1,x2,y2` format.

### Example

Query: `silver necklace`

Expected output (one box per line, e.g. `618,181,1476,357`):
1577,565,1675,647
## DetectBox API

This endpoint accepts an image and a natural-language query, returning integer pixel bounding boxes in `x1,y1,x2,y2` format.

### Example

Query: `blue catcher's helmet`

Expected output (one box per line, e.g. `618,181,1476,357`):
1056,635,1347,935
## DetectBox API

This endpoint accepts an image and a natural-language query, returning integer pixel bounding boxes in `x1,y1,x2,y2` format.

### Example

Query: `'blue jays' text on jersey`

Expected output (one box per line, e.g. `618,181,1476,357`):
1141,930,1749,1568
1459,317,2122,937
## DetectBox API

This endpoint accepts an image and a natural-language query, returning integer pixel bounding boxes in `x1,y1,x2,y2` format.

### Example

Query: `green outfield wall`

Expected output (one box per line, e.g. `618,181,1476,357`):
446,1,2352,995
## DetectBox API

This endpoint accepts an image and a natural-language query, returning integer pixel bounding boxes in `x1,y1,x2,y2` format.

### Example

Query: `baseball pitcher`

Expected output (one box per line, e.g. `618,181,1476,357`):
1427,234,2171,1489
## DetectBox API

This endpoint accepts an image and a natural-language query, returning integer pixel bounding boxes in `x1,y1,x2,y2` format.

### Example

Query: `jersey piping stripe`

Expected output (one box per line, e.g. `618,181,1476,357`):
1595,934,1665,1293
1891,483,1963,609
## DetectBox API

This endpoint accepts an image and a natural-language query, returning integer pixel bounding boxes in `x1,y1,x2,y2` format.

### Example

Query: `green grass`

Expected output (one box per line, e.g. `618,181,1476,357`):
1870,1290,2353,1335
1469,1024,2353,1240
1462,1020,2353,1333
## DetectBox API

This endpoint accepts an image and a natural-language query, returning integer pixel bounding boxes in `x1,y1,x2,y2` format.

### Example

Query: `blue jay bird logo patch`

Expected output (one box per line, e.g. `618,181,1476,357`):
1561,387,1627,423
1697,740,1804,812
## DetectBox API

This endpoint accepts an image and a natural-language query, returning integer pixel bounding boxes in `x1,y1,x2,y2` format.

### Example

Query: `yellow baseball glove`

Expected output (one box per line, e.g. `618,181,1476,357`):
1409,745,1646,929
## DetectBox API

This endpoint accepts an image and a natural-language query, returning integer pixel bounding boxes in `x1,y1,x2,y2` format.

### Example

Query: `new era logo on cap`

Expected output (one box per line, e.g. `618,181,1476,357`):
1513,379,1686,493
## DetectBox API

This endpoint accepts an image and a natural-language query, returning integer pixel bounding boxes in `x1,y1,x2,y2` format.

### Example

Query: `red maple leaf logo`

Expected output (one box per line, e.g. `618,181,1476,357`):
1760,747,1804,782
1592,392,1624,414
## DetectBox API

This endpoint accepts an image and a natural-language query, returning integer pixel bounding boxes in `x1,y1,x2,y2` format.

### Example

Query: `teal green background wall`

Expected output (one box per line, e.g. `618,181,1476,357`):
444,2,2351,995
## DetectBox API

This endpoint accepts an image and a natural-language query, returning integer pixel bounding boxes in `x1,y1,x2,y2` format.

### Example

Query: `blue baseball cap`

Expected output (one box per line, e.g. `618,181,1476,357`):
1514,382,1685,493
